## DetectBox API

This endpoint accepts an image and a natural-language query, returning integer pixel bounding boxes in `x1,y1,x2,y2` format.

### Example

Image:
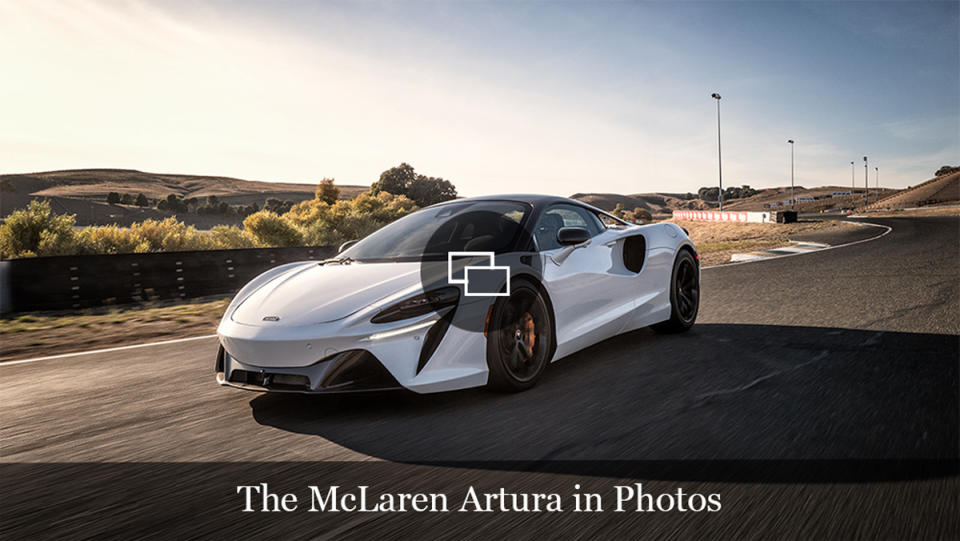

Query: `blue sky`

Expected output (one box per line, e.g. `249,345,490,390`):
1,0,956,195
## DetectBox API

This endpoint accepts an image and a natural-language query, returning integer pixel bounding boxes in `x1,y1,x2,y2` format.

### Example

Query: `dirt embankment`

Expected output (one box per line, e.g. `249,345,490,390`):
674,219,861,266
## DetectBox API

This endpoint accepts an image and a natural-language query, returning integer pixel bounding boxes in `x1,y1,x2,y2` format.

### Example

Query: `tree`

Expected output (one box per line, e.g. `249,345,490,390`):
315,178,340,205
406,176,457,207
698,187,719,202
370,163,418,196
369,163,457,207
135,193,149,207
120,193,134,205
612,203,627,218
106,192,121,205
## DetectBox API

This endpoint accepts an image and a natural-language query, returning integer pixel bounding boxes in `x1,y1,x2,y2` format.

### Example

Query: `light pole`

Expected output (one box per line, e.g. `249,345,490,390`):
788,140,795,209
863,156,869,207
850,161,855,192
711,92,723,212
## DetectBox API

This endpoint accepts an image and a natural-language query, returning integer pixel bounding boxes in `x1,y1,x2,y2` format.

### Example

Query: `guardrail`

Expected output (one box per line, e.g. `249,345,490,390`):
0,245,336,314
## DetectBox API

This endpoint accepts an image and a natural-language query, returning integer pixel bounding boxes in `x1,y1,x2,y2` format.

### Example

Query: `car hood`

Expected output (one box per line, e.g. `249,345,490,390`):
231,261,423,326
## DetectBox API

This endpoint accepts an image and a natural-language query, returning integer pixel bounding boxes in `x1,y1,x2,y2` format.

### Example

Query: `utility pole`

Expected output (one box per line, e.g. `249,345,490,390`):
711,93,723,212
863,156,869,207
788,140,795,209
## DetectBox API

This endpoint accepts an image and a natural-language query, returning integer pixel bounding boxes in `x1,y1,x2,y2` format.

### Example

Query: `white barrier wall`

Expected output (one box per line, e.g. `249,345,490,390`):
673,210,773,223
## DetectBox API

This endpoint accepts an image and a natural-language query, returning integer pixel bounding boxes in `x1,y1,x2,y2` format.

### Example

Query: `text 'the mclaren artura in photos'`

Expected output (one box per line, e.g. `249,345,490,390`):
216,195,699,393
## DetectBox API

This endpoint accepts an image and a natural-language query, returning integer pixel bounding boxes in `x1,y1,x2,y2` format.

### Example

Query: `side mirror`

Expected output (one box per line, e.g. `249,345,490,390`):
338,239,359,253
557,227,590,246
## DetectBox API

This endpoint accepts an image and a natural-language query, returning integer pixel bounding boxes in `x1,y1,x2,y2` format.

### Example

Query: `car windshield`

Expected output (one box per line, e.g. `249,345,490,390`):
339,201,530,261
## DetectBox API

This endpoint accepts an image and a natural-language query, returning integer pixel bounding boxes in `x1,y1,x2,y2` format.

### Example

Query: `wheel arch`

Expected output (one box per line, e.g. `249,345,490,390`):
509,272,559,362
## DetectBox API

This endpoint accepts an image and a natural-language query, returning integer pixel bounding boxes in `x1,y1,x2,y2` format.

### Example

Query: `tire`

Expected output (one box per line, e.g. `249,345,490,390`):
652,250,700,333
485,279,554,392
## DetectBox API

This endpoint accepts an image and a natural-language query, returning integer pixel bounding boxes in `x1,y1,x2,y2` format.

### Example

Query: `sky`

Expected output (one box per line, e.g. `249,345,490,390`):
1,0,957,197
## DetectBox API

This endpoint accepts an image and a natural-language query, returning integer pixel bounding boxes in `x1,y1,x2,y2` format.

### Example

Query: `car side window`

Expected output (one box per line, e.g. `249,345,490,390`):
534,204,604,251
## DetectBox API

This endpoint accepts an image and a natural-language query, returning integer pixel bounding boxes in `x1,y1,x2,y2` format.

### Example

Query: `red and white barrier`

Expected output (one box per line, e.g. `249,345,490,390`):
673,210,772,223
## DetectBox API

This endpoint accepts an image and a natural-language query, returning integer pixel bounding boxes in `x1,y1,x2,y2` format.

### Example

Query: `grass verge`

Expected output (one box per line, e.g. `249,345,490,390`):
0,298,229,362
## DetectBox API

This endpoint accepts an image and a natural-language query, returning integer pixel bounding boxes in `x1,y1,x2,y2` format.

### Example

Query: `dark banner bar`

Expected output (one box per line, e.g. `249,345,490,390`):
2,461,958,539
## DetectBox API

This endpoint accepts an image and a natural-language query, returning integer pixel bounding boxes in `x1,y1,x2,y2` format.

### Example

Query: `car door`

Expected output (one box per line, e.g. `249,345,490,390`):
535,204,629,358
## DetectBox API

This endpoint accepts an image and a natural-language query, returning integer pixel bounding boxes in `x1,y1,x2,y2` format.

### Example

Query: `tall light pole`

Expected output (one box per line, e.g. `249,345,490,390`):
711,92,723,211
850,161,855,191
863,156,869,207
788,140,795,209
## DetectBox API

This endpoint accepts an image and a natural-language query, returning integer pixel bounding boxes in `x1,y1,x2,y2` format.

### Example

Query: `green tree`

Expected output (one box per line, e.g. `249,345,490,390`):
370,163,418,197
106,192,121,205
406,176,457,207
315,178,340,205
120,193,134,205
370,163,457,207
135,193,149,207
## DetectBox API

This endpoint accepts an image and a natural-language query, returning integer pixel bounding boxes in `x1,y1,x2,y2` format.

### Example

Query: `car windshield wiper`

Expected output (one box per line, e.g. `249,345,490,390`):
322,256,355,265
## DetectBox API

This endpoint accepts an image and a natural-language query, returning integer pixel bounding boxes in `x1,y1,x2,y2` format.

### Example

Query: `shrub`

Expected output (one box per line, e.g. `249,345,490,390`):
243,211,303,247
0,200,78,258
208,225,257,249
289,191,416,246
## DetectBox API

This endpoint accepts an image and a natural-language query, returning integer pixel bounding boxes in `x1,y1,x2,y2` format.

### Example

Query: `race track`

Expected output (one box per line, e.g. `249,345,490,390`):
3,216,958,538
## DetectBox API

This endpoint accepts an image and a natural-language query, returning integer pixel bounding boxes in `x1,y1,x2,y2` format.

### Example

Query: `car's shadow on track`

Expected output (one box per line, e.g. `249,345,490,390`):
250,323,958,482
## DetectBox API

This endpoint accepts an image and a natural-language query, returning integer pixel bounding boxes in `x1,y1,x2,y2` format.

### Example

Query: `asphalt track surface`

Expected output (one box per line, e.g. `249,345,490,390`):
2,217,958,539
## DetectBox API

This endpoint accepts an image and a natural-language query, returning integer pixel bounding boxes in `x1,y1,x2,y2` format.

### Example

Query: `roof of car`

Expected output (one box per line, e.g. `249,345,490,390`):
434,194,607,213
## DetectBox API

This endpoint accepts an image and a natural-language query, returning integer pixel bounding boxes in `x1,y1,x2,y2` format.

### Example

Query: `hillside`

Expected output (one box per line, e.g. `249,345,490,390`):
570,193,712,215
867,171,959,210
573,184,904,215
0,169,368,227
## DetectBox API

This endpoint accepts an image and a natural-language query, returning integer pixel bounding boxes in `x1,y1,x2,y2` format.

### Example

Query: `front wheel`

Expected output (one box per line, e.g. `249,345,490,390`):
653,250,699,333
485,280,553,392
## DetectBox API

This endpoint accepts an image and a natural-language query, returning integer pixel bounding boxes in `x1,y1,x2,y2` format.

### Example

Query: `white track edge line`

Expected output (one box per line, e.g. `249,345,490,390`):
0,221,894,367
700,221,892,270
1,334,217,366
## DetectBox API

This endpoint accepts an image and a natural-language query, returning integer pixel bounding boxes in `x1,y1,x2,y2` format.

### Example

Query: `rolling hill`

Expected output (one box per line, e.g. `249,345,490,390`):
0,169,368,227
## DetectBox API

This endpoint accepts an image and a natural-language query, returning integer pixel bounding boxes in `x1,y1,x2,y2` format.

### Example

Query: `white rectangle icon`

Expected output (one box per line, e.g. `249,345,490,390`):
447,251,509,296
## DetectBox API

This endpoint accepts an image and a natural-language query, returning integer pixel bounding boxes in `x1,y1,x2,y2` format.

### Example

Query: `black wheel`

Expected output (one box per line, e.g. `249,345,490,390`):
485,279,553,392
653,250,699,333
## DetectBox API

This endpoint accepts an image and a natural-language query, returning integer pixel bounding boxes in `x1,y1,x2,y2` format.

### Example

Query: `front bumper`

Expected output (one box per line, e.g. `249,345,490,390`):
216,346,402,394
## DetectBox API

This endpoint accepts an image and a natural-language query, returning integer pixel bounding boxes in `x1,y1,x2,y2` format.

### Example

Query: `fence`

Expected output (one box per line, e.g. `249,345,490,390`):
0,245,336,313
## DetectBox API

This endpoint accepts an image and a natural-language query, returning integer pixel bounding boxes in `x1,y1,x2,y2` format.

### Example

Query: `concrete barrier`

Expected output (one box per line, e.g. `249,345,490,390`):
673,210,773,223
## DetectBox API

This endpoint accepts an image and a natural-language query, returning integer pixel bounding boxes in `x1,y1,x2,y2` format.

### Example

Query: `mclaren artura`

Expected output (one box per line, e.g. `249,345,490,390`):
216,195,699,393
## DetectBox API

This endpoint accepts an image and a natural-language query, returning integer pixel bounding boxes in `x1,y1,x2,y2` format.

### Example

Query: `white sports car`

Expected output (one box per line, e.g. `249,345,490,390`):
216,195,699,394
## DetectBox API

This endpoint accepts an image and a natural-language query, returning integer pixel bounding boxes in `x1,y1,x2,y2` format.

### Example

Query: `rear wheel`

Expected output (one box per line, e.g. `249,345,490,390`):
653,250,699,333
486,280,553,391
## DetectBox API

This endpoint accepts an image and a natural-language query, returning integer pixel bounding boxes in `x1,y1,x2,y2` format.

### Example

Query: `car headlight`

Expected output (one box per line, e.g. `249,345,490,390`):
371,287,459,324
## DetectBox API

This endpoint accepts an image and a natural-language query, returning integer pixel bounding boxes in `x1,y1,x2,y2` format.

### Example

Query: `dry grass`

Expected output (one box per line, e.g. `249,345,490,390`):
0,298,230,362
673,219,860,266
861,206,960,218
